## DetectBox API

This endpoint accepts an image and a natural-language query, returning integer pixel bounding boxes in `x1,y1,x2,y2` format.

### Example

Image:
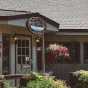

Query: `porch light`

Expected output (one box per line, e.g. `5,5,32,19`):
14,37,18,41
36,39,40,43
9,31,17,42
36,37,41,43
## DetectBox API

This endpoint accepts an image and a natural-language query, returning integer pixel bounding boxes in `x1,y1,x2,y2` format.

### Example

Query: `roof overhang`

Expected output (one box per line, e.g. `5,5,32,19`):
0,9,59,28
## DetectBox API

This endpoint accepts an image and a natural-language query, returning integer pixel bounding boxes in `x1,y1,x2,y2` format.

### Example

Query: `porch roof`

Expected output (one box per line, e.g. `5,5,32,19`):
0,9,59,28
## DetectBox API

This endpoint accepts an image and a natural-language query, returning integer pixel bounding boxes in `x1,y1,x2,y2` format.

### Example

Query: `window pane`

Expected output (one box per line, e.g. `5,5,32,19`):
18,48,21,55
22,56,25,64
22,40,25,47
26,48,29,56
60,42,80,63
17,40,21,47
27,60,30,64
22,48,25,55
18,56,21,64
26,40,29,47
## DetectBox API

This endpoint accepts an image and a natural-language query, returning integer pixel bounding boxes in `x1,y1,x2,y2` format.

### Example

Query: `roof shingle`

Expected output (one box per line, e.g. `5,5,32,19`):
0,0,88,29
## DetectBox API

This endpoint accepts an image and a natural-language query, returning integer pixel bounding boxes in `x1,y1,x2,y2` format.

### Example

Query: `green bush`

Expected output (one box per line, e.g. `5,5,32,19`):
26,73,68,88
3,80,16,88
70,70,88,88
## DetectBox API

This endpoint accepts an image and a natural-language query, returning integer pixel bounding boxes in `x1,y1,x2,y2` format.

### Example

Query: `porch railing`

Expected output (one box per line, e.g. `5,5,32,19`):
0,74,35,88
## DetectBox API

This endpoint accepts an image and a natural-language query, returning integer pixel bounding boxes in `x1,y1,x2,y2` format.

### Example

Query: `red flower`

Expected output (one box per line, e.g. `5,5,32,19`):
46,44,70,64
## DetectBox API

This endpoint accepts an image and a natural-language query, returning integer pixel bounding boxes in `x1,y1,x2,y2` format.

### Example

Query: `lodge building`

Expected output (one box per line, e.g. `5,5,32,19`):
0,9,59,75
0,9,88,79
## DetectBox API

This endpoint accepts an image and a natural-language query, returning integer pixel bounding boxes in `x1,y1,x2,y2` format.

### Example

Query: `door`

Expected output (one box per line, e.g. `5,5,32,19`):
16,38,31,74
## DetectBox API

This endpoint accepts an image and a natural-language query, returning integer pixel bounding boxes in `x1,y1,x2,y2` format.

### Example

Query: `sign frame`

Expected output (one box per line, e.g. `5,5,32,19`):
26,17,46,35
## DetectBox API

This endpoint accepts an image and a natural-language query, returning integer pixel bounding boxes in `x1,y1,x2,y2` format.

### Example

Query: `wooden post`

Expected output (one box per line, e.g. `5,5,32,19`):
0,80,3,88
42,31,45,73
80,42,84,64
0,75,4,88
32,36,37,72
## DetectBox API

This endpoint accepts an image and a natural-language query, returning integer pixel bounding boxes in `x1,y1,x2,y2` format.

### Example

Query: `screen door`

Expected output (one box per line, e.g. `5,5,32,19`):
16,38,31,73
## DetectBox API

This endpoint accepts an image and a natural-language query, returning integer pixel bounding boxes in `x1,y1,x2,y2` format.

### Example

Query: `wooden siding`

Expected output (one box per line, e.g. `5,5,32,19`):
45,34,88,42
0,24,32,35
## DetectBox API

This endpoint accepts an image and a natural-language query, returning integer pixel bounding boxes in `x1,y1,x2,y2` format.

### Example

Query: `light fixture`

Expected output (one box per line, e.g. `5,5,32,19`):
14,37,18,41
9,31,18,42
36,38,40,43
36,39,40,43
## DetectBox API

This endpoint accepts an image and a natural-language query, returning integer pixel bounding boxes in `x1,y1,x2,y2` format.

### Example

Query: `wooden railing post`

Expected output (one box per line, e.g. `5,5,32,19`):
0,75,4,88
0,74,35,88
0,80,4,88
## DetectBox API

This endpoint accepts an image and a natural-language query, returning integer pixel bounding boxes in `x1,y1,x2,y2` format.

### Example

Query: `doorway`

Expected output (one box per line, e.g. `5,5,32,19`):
15,37,32,74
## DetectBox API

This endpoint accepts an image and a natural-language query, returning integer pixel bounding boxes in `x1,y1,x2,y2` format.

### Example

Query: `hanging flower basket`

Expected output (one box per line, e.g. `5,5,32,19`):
46,44,70,64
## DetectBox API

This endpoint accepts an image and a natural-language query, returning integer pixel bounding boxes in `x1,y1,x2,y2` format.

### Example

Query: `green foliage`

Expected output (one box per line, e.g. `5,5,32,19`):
71,70,88,88
27,72,68,88
3,80,16,88
78,70,88,81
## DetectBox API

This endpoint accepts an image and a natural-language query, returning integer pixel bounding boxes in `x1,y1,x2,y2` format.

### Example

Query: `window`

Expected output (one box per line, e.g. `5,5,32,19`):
84,43,88,64
16,39,31,65
46,42,80,64
63,42,80,63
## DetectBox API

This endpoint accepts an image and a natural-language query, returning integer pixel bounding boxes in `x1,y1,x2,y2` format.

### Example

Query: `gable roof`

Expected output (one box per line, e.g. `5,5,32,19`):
29,13,59,28
0,9,59,28
0,0,88,29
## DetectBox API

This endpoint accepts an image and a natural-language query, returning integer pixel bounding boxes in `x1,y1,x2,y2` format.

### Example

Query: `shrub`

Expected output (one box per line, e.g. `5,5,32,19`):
53,80,68,88
3,80,16,88
70,70,88,88
26,73,68,88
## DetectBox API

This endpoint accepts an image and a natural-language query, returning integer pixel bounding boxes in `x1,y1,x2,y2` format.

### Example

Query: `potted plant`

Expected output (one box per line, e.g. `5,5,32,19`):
46,44,70,64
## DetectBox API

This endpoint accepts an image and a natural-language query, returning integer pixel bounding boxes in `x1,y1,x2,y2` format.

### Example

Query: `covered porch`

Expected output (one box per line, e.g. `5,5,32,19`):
45,32,88,79
0,24,41,75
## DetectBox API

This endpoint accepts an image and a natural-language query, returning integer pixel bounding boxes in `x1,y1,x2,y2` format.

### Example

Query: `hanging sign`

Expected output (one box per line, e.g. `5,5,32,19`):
26,17,46,34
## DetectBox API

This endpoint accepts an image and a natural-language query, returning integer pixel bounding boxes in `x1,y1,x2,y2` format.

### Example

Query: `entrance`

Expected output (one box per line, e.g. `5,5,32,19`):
15,37,31,73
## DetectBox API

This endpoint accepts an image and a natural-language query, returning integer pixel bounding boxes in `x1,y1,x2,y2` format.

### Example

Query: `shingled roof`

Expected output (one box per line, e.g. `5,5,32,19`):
0,0,88,29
